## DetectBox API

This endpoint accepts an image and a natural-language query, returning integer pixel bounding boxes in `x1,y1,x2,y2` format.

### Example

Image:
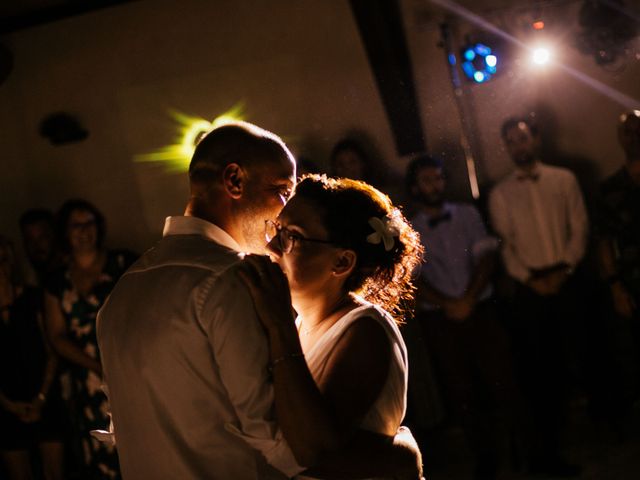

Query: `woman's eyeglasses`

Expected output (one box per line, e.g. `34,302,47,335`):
69,219,97,231
265,220,335,254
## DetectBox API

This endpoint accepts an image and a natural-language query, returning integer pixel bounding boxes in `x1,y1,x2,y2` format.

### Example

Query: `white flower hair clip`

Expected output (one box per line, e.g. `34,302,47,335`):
367,215,401,251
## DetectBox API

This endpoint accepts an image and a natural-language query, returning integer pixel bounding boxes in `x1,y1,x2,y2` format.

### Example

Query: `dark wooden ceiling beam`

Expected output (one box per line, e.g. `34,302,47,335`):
349,0,426,156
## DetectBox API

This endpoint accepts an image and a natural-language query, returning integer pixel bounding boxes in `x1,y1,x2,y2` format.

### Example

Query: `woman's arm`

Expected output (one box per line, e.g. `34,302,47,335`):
25,311,60,422
0,390,31,421
315,317,391,431
239,256,421,478
267,316,391,462
239,256,338,466
44,291,102,375
307,428,423,480
302,319,424,479
598,237,635,318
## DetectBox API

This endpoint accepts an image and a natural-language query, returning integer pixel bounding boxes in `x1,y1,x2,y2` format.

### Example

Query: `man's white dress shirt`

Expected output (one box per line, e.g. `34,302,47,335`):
489,163,588,283
97,216,301,480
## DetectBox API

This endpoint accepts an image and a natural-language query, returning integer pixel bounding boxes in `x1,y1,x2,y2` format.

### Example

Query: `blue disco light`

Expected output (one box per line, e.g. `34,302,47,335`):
461,43,498,83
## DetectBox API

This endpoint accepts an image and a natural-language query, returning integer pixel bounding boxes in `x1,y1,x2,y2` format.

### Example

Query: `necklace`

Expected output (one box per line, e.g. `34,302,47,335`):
299,295,353,337
299,322,323,337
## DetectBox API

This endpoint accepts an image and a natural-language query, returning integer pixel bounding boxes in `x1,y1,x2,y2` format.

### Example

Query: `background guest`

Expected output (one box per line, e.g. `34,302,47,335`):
44,199,136,479
0,235,66,480
596,110,640,433
19,209,59,287
407,155,519,480
489,117,588,477
329,137,375,183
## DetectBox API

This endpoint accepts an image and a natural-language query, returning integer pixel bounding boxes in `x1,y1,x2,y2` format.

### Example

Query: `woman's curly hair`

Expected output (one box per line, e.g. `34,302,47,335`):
294,174,423,322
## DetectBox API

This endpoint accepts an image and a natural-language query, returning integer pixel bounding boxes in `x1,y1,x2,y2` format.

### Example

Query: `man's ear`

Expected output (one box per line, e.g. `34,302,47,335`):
332,250,357,278
222,163,245,199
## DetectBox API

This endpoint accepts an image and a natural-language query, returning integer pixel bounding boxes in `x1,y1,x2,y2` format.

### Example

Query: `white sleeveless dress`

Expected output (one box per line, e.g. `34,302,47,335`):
296,298,409,479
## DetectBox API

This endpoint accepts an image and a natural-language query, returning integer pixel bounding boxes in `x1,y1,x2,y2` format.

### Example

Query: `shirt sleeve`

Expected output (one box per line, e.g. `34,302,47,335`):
463,205,499,261
198,265,303,477
488,188,531,283
562,173,589,267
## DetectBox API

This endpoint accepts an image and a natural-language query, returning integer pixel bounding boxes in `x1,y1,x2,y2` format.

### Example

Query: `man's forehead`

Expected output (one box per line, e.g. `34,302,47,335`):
510,122,530,135
505,125,532,142
255,153,295,177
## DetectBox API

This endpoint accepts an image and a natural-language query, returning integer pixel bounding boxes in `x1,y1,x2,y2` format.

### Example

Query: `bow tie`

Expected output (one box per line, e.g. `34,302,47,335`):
428,212,452,228
516,172,540,182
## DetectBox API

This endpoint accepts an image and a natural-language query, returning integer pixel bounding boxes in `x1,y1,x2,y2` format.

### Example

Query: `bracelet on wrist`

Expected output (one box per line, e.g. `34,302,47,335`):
269,352,304,372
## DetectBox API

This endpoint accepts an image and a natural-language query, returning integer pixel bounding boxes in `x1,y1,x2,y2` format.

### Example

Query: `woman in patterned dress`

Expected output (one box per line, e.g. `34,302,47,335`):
44,199,136,479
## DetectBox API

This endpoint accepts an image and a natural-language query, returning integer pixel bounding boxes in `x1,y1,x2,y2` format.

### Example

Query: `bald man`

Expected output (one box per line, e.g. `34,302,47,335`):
97,122,301,479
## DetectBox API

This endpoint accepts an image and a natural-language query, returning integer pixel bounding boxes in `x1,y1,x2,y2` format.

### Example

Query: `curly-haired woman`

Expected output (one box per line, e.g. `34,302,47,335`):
240,174,424,479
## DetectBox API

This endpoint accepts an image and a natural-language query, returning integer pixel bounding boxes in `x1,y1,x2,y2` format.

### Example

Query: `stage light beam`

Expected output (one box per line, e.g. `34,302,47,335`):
135,104,246,173
430,0,640,109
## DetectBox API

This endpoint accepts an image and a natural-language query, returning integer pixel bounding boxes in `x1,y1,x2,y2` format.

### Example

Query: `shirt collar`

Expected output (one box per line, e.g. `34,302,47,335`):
422,202,455,220
162,216,242,252
514,162,543,181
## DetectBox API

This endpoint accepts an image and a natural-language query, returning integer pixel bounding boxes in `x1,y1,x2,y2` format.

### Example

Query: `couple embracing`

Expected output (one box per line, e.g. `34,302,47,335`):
97,122,424,479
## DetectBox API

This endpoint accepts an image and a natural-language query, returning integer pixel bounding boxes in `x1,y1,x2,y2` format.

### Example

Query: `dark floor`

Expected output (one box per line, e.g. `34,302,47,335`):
1,401,638,479
420,400,640,480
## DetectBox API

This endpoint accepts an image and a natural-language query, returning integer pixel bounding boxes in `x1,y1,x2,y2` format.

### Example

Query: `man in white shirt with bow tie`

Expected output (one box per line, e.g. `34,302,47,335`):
489,118,588,292
489,116,587,477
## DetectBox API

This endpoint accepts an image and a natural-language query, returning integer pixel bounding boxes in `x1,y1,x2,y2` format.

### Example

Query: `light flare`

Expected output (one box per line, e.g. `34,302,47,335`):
135,104,245,172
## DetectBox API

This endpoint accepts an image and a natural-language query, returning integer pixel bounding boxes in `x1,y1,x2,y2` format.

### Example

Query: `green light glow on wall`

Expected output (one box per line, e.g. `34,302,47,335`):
135,104,245,172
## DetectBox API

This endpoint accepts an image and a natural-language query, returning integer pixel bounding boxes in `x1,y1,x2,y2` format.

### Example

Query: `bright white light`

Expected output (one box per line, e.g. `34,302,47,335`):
485,54,497,67
532,47,551,65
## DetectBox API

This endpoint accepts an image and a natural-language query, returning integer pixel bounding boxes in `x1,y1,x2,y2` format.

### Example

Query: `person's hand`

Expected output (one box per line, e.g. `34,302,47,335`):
2,400,32,422
21,393,47,423
392,426,424,480
22,400,43,424
611,281,636,319
89,360,103,377
545,269,570,295
443,296,475,322
237,254,296,336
